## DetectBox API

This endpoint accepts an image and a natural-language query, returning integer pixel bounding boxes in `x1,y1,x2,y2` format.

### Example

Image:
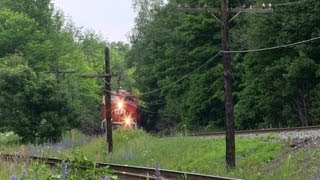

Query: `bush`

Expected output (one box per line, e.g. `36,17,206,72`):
0,131,22,145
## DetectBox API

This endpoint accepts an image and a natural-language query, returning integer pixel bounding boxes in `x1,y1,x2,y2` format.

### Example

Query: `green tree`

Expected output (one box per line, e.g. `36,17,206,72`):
233,1,320,128
0,55,68,142
0,9,37,57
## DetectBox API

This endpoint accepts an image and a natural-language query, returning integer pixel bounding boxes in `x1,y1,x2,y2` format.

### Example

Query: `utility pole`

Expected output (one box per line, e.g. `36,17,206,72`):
221,0,234,169
47,48,114,153
77,47,113,153
105,47,113,153
178,2,272,169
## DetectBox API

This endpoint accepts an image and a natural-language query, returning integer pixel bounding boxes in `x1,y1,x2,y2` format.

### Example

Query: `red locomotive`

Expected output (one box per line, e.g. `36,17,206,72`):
102,89,139,128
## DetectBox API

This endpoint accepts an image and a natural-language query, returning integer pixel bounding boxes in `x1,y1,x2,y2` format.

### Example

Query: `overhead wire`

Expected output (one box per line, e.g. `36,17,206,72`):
222,36,320,53
138,51,222,96
100,8,319,110
273,0,315,6
102,35,320,105
142,101,166,106
100,35,320,112
100,1,319,114
136,106,160,114
100,52,222,113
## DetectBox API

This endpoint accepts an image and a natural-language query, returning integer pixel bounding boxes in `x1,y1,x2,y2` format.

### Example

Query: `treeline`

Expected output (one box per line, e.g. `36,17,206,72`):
129,0,320,132
1,0,320,141
0,0,134,142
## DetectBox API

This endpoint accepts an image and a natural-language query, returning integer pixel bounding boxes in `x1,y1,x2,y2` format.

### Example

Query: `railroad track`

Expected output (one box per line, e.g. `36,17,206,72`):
1,153,240,180
190,125,320,137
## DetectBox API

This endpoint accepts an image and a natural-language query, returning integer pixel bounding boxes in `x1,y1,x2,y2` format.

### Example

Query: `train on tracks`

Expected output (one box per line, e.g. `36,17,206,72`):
101,89,140,129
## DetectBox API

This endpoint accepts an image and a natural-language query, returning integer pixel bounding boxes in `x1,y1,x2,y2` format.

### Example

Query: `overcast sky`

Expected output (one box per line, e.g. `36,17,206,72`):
53,0,136,43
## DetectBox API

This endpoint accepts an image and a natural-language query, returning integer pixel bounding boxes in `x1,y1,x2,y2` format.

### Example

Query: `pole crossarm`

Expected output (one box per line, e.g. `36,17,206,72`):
79,73,112,78
177,7,273,14
54,70,76,74
231,8,273,13
43,70,76,74
177,7,220,13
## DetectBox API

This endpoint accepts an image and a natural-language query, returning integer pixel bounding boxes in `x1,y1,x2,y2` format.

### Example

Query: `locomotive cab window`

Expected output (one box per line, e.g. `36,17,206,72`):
111,95,119,101
125,96,134,102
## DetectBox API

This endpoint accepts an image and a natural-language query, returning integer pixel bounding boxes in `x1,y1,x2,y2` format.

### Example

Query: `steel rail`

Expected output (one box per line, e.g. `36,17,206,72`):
190,125,320,137
1,153,240,180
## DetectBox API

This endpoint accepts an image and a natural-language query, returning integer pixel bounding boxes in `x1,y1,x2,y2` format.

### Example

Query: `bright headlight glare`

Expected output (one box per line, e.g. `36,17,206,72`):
117,101,123,109
124,117,131,126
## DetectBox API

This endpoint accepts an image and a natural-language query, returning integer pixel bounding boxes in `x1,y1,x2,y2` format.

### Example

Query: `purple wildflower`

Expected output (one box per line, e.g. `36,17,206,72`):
10,175,18,180
155,163,161,180
13,152,19,165
61,161,68,180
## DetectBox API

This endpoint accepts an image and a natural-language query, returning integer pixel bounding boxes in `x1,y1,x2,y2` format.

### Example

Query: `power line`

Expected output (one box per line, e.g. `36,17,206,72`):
139,51,222,96
142,101,166,106
100,51,222,112
222,36,320,53
273,0,315,6
136,106,160,114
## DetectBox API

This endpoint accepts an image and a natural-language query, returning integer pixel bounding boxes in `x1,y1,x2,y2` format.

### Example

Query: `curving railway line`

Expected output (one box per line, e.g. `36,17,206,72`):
1,153,240,180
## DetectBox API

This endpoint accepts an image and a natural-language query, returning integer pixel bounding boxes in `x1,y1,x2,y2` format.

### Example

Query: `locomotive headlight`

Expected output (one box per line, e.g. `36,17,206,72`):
124,117,132,127
117,101,124,109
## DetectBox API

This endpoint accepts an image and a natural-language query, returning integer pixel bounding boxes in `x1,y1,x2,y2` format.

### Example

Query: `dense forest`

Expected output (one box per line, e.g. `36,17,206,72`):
129,0,320,132
1,0,320,142
0,0,134,142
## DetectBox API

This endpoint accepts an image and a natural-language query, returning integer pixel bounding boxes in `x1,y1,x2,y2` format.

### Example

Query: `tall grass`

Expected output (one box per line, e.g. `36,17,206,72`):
2,129,319,179
266,147,320,180
79,129,284,179
1,129,97,158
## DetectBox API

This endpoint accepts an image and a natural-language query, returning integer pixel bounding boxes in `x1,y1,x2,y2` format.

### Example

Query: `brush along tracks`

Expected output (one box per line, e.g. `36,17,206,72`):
1,153,239,180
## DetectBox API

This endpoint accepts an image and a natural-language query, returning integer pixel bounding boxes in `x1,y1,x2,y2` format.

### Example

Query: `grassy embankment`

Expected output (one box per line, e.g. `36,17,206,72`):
1,129,320,179
79,129,308,179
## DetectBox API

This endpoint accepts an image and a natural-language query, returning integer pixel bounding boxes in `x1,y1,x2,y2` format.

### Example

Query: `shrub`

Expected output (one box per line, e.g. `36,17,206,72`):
0,131,22,145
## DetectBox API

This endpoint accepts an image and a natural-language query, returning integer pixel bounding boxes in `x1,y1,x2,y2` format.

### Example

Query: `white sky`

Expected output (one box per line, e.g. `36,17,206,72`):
53,0,136,43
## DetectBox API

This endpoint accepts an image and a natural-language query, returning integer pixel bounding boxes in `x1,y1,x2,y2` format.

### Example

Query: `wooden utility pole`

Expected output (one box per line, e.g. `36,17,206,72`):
47,48,114,153
178,2,272,169
221,0,235,169
105,47,113,153
76,47,113,153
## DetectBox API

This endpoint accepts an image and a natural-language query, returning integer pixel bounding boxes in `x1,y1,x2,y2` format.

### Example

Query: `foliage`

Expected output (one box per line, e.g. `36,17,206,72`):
0,55,68,142
233,0,320,129
0,0,134,141
2,130,319,179
1,0,320,141
264,147,320,180
129,0,224,131
129,0,320,131
47,149,118,180
79,129,285,179
76,129,320,179
0,149,118,180
0,131,22,145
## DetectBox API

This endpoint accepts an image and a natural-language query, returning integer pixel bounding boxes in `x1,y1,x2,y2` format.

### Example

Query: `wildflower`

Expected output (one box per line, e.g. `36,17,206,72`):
10,175,18,180
13,152,19,167
61,161,68,180
155,163,161,180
